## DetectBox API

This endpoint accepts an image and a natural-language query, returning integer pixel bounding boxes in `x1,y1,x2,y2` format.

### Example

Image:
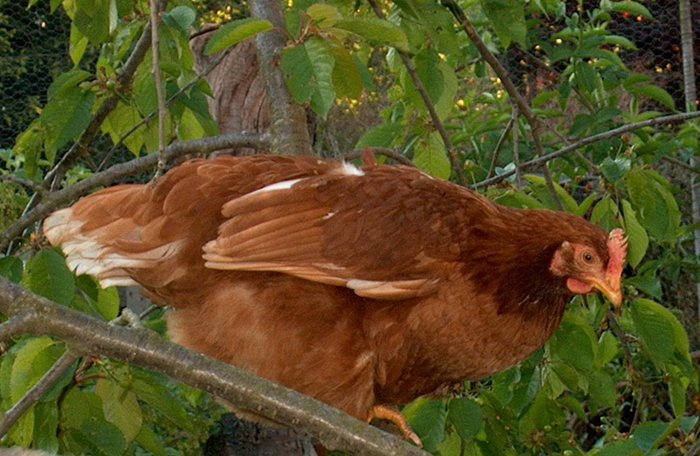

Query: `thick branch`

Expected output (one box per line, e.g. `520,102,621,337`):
249,0,312,155
367,0,466,185
0,313,34,343
0,278,427,456
0,132,270,252
472,111,700,188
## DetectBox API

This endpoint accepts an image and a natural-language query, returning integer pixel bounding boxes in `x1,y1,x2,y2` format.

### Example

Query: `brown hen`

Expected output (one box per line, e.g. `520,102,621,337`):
43,155,627,445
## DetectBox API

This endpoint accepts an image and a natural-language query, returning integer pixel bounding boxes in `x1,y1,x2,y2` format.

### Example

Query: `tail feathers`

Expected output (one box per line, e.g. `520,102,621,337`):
43,188,182,288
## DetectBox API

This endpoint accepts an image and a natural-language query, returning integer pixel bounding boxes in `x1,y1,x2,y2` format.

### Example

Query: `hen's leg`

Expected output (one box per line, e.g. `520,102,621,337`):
367,405,422,447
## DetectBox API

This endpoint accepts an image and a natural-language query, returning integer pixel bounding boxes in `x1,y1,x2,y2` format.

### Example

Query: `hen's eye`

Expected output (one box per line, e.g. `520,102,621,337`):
583,252,594,263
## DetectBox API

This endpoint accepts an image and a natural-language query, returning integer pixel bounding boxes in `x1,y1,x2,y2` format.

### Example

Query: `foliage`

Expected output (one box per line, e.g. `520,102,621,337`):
0,0,698,454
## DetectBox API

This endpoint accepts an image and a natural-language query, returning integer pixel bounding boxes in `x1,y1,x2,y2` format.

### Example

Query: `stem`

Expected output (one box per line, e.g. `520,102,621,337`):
472,111,700,188
367,0,466,185
149,0,168,177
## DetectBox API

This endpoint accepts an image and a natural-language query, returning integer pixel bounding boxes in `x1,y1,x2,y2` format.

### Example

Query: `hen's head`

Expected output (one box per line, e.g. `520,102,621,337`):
549,228,628,308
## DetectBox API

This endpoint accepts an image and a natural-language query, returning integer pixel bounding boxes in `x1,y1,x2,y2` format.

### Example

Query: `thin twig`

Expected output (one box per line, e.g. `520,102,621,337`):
472,111,700,188
486,116,515,179
0,351,78,438
97,49,233,171
367,0,466,185
0,173,46,196
440,0,536,126
512,107,522,189
662,155,700,175
345,147,416,167
150,0,168,177
0,132,270,253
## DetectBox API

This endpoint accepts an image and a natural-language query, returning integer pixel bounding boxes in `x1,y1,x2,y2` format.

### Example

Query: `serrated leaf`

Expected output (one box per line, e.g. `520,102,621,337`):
132,372,193,431
40,87,96,163
333,18,409,52
621,200,648,268
96,379,143,443
329,43,362,99
74,0,112,44
281,37,336,118
479,0,526,47
590,196,620,232
47,70,92,100
307,3,343,28
632,421,674,452
103,102,145,156
34,400,59,453
61,389,104,430
609,1,653,19
25,249,75,306
10,337,63,403
69,21,89,65
8,406,34,447
96,287,120,320
355,123,398,149
629,84,675,110
630,298,675,366
0,256,23,283
403,398,447,452
413,134,451,180
178,107,206,141
204,18,273,55
588,370,617,410
75,419,127,456
162,6,196,34
625,169,680,241
447,398,483,441
596,331,619,367
549,316,596,373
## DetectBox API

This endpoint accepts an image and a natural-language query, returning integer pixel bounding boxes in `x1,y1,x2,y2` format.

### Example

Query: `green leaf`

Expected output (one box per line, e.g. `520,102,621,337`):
631,421,674,452
333,18,409,52
549,316,596,373
590,196,620,232
355,123,398,149
630,298,675,366
135,424,168,456
47,70,92,100
34,400,59,453
479,0,526,47
596,331,619,368
329,43,362,99
8,406,34,447
69,23,89,65
96,287,120,320
10,337,63,403
281,37,336,118
0,256,23,283
132,373,193,431
403,397,447,452
593,439,644,456
620,200,648,268
73,419,127,456
609,1,653,19
61,389,104,430
600,157,630,183
73,0,112,45
669,375,689,417
96,379,143,443
40,87,96,163
413,134,451,180
204,18,273,55
25,249,75,306
103,102,145,156
178,108,206,141
307,3,343,29
588,370,617,410
447,398,483,441
162,6,196,34
625,169,680,241
13,121,45,180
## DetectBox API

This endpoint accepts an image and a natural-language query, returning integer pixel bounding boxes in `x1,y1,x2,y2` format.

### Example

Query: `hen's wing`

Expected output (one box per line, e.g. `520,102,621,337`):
203,164,492,300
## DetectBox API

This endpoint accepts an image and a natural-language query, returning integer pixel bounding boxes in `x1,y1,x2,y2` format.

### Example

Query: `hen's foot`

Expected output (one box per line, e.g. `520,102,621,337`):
367,405,422,447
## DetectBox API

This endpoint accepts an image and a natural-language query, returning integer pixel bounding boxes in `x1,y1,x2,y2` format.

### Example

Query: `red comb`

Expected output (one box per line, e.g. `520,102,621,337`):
607,228,628,278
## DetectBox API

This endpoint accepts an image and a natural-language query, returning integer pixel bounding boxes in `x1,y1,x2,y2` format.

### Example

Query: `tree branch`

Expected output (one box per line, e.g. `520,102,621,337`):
472,111,700,188
345,147,416,167
367,0,466,185
486,114,515,179
0,278,427,456
0,132,270,252
0,173,46,196
0,351,78,438
249,0,312,155
149,0,168,176
0,313,34,344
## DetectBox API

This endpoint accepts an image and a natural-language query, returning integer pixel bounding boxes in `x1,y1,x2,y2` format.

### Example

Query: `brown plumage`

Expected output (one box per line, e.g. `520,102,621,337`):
43,155,627,443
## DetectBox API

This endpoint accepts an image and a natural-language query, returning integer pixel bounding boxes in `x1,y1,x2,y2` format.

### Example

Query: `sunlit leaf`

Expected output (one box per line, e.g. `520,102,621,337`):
204,18,273,55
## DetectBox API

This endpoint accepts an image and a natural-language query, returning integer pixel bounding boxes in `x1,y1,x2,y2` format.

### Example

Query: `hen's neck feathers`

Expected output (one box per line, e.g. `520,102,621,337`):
458,199,608,325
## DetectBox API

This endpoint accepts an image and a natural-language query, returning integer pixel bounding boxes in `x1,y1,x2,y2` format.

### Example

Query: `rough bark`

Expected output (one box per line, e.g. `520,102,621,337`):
249,0,312,155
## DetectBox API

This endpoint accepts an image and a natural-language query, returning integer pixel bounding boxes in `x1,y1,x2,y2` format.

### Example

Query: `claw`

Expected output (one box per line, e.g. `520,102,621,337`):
367,405,423,447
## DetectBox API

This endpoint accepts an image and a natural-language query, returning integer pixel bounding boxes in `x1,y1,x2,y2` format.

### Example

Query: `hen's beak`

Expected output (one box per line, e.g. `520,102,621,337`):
589,276,623,308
